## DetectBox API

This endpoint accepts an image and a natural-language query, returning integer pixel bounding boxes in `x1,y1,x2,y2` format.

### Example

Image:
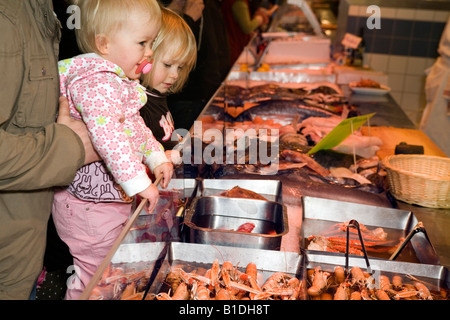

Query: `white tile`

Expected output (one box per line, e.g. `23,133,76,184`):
368,53,389,73
395,8,415,20
433,10,450,23
414,9,435,22
390,91,403,105
403,110,420,127
348,5,360,17
424,57,437,71
401,92,424,125
387,55,407,74
405,57,429,76
418,94,427,113
403,75,426,94
380,7,397,19
400,92,420,108
359,5,374,17
388,74,405,91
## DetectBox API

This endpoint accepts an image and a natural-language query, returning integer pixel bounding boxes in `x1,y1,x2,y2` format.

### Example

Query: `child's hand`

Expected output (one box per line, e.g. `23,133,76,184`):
138,184,160,214
153,162,174,189
165,150,182,166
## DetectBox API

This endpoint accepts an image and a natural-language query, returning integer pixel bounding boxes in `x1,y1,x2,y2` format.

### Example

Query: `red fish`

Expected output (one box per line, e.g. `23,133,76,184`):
236,223,256,233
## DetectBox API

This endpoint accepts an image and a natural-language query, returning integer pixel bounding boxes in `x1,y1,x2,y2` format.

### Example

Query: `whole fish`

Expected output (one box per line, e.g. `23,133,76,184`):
244,99,338,120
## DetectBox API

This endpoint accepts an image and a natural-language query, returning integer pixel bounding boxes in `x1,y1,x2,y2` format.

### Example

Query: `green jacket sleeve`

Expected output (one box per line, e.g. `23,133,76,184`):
0,124,84,191
232,0,261,35
0,1,84,191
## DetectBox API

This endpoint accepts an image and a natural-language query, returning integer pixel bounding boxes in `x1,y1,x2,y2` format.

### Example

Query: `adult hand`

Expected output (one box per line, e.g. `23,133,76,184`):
255,4,279,27
184,0,204,22
267,4,279,16
167,0,186,15
56,96,100,165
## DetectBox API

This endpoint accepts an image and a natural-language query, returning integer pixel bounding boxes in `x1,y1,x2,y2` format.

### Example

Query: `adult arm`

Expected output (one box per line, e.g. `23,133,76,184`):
0,122,84,191
231,0,262,34
56,96,100,165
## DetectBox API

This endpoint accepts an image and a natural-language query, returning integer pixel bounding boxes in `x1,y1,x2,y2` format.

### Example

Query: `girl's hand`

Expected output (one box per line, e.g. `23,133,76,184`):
153,162,174,189
165,150,182,166
138,184,160,214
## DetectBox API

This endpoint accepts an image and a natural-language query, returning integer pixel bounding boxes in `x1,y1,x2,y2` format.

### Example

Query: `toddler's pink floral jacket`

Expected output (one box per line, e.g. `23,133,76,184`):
59,53,169,201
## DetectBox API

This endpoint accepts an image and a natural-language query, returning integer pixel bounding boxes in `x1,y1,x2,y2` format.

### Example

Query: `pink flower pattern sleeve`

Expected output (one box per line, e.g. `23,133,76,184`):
59,54,169,197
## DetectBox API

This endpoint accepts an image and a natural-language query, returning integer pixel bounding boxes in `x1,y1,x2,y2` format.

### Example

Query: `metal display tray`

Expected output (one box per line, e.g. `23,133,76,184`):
184,196,288,250
301,196,440,265
198,178,283,203
122,179,197,244
86,242,448,300
146,242,302,298
304,252,449,296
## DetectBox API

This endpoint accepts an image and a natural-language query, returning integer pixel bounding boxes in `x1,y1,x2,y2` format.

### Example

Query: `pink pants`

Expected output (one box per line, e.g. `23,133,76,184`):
52,189,132,300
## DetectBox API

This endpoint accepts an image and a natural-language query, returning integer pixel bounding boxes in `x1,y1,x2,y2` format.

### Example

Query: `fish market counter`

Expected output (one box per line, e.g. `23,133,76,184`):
81,26,450,299
344,87,449,267
344,85,416,129
79,86,450,300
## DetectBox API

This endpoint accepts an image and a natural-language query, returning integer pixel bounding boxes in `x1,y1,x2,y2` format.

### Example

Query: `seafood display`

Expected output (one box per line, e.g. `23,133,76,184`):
216,185,269,201
235,222,256,233
200,179,282,203
352,79,382,88
306,266,449,300
88,261,155,300
124,189,185,244
184,196,287,250
216,82,347,112
301,196,440,264
81,10,449,304
298,116,383,158
155,260,303,300
306,221,402,257
189,79,387,198
87,244,448,301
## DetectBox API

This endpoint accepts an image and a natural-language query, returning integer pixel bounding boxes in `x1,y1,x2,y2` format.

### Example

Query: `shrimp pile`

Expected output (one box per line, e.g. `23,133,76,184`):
306,266,449,300
307,221,402,257
156,260,303,300
88,262,155,300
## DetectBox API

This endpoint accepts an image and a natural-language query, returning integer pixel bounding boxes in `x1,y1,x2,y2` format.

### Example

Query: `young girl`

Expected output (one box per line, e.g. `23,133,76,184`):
139,7,197,164
53,0,173,299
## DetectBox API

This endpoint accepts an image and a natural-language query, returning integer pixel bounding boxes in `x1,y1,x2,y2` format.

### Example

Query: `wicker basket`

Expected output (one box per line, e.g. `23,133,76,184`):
382,155,450,209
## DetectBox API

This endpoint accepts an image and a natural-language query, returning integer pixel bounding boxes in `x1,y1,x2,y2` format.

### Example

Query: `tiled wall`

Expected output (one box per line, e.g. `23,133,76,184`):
347,7,447,58
338,2,449,126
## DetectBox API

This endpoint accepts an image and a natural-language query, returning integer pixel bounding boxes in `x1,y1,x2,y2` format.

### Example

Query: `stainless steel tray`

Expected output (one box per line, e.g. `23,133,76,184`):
148,242,302,298
199,178,283,203
84,241,449,300
301,196,440,264
304,252,449,299
185,196,288,250
123,179,197,244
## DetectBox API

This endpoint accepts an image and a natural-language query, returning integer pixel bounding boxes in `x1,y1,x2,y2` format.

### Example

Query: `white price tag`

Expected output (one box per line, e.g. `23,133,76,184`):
341,33,362,49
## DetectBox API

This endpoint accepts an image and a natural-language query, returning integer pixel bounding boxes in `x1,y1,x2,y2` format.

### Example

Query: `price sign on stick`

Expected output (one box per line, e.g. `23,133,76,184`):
307,113,375,155
342,33,362,49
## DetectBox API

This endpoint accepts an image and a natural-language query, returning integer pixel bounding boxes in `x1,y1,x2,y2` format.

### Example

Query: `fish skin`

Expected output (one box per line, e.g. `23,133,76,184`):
310,149,362,169
213,172,394,208
245,99,338,119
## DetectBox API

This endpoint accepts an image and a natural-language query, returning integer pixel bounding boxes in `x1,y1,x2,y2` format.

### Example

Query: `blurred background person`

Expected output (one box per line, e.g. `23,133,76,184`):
221,0,278,67
160,0,231,131
419,16,450,157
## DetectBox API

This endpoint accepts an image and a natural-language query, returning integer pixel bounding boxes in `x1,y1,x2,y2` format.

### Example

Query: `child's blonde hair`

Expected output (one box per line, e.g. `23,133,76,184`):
72,0,162,54
141,7,197,94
